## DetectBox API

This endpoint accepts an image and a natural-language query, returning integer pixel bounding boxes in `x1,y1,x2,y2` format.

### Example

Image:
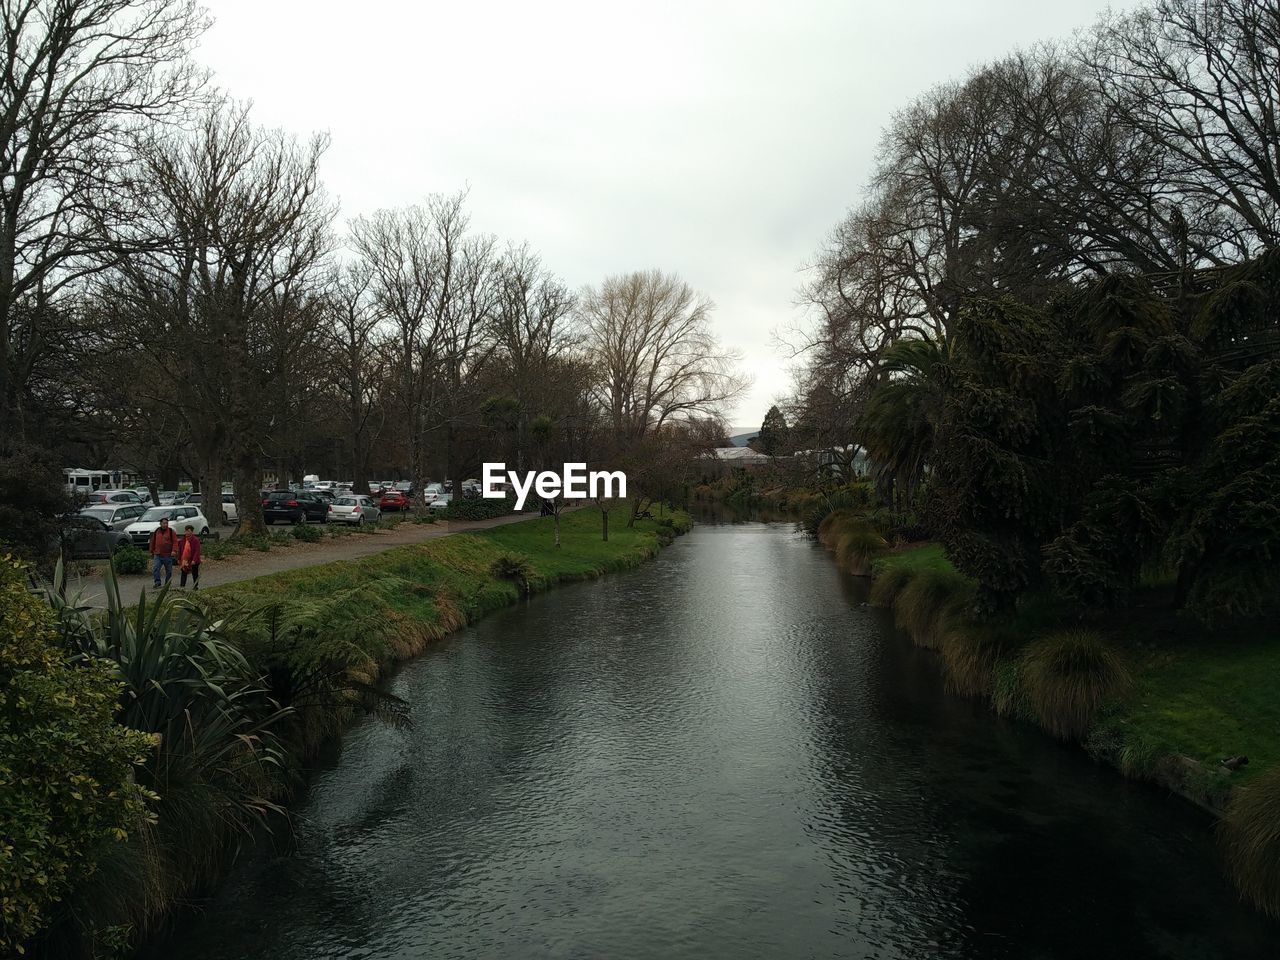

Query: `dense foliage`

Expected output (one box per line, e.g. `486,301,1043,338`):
859,254,1280,622
0,559,152,955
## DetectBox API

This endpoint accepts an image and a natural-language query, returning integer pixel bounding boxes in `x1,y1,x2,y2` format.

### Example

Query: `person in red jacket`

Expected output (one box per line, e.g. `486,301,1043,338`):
149,515,178,588
178,523,203,590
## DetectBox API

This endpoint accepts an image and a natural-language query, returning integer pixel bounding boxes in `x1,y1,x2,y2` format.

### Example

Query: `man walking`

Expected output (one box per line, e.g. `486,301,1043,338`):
149,515,178,588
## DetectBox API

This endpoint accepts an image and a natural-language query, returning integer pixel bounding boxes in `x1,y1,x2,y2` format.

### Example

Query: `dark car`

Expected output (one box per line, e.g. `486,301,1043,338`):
261,490,328,524
379,490,410,512
57,515,130,559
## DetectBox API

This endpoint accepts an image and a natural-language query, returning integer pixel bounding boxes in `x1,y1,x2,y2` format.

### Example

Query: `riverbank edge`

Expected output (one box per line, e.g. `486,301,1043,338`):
860,545,1225,812
810,515,1280,918
103,506,694,958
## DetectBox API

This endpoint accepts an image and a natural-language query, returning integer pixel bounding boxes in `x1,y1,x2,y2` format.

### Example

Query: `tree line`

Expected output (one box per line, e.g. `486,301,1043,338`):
785,0,1280,624
0,0,744,553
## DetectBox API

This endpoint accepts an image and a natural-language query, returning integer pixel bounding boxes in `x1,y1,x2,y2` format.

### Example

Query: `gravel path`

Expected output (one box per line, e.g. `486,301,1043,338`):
76,512,542,609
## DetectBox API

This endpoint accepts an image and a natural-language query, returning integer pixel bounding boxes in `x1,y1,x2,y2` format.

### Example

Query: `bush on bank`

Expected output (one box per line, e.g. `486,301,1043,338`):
0,559,154,957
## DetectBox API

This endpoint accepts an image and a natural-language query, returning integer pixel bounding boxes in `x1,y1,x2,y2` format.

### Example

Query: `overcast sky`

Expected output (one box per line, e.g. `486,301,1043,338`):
197,0,1132,429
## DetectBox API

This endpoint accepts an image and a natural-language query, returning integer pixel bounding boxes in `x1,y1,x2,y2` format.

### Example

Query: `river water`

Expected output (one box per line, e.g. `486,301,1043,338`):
150,523,1278,959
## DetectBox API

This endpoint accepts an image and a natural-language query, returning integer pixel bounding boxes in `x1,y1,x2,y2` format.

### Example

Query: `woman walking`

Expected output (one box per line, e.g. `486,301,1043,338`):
178,523,203,590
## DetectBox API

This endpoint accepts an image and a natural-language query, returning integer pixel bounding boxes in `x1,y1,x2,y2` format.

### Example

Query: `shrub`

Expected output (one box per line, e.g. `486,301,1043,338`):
1019,630,1130,739
0,557,153,955
491,553,535,594
938,622,1000,697
834,523,887,576
112,545,148,575
446,495,515,522
292,523,323,543
1220,764,1280,918
893,568,972,648
868,565,914,608
992,659,1030,720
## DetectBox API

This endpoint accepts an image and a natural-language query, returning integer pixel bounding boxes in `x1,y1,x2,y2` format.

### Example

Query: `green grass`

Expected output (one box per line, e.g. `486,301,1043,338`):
1111,630,1280,785
205,505,690,669
872,542,953,577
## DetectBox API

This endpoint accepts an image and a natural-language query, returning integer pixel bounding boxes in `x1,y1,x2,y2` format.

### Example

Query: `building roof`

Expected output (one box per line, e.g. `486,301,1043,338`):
711,447,771,462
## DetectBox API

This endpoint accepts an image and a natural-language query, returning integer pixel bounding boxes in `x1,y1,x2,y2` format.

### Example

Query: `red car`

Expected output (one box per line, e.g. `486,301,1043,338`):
379,490,410,512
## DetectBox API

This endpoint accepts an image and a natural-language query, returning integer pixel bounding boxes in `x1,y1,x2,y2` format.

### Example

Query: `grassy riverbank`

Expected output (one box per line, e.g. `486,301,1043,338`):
19,506,690,958
846,531,1280,917
872,544,1280,793
198,506,693,750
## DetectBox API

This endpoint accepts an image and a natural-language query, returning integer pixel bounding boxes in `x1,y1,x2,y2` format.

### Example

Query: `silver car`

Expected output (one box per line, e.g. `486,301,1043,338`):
328,495,381,526
80,503,148,531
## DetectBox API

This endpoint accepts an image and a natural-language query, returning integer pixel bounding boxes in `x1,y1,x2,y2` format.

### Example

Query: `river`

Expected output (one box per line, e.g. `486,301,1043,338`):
148,522,1279,959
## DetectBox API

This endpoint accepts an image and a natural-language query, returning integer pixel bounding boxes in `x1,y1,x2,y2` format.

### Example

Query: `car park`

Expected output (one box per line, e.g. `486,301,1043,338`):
123,506,210,547
261,490,328,524
379,490,410,512
80,503,147,531
328,495,381,526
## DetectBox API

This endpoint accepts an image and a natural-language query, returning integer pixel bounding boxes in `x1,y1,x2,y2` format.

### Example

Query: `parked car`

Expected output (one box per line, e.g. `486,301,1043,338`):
123,506,210,547
328,495,381,526
261,490,328,524
423,482,445,503
427,493,454,513
311,488,337,504
379,490,410,512
83,489,145,506
155,490,180,505
394,481,413,494
80,503,148,531
57,515,130,559
221,493,239,523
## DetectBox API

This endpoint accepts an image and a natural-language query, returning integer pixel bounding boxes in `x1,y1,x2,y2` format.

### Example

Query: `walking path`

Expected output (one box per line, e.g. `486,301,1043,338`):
77,512,542,609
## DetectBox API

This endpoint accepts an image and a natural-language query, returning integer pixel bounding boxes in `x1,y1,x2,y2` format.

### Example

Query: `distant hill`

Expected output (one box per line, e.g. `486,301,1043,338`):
726,429,759,448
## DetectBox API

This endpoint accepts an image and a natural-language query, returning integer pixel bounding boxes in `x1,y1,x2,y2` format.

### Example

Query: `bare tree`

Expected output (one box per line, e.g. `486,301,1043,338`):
350,192,469,502
105,101,333,533
1088,0,1280,261
579,270,745,443
492,244,578,470
326,266,385,495
0,0,208,438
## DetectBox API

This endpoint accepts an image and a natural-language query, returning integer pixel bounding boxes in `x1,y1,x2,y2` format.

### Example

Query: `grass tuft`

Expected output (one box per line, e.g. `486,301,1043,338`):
892,568,972,649
1020,630,1131,739
1220,765,1280,919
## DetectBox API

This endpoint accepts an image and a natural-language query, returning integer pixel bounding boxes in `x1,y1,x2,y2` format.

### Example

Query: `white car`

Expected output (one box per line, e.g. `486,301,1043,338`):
123,505,211,548
328,495,381,526
423,482,445,503
427,493,453,512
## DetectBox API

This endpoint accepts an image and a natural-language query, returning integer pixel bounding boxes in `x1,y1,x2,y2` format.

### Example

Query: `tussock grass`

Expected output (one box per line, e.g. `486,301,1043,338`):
938,620,1000,697
1221,765,1280,918
833,524,887,576
816,509,856,547
1019,630,1131,739
892,568,973,649
868,565,913,608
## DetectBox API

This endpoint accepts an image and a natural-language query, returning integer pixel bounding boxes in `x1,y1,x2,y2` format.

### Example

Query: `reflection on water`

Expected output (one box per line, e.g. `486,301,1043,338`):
147,524,1279,960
